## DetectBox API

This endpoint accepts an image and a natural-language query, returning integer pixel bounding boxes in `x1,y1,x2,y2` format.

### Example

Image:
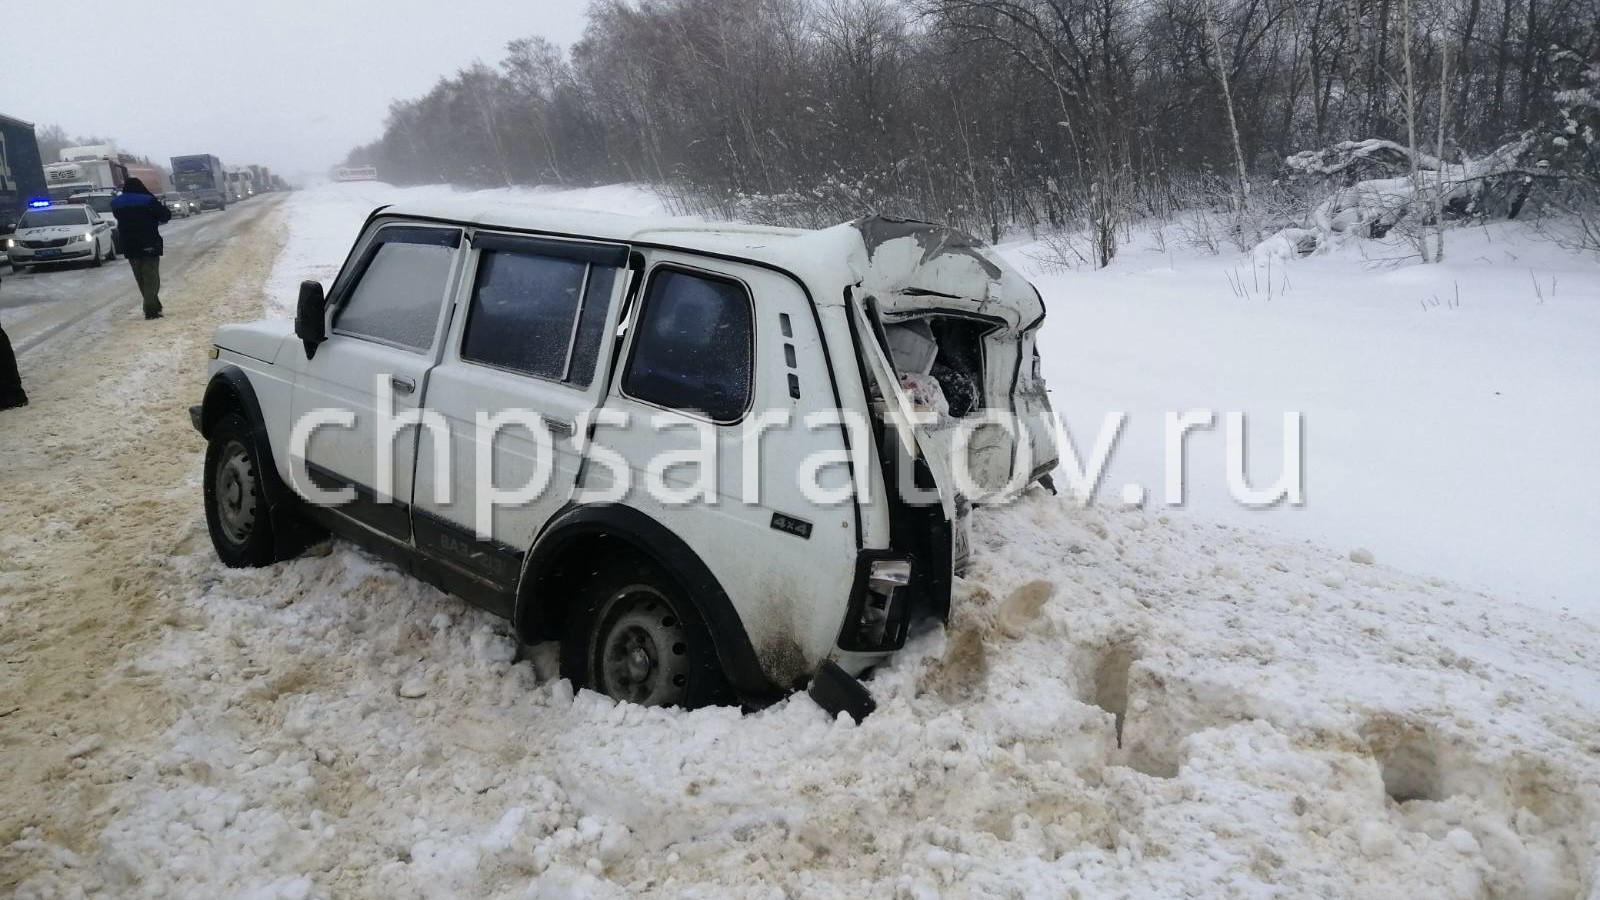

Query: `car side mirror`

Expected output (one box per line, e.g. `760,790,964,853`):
295,280,328,358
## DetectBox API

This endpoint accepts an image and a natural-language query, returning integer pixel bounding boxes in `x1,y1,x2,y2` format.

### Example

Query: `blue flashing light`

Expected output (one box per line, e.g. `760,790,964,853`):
28,199,51,208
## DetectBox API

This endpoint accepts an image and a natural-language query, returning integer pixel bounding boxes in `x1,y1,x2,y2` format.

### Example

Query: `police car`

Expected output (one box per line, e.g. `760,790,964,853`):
5,201,118,272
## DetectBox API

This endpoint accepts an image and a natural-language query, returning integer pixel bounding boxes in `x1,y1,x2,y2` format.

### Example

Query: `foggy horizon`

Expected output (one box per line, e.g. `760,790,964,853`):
2,0,589,180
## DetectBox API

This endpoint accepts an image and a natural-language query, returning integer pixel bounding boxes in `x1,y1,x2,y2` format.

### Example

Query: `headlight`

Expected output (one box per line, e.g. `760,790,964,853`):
4,238,12,249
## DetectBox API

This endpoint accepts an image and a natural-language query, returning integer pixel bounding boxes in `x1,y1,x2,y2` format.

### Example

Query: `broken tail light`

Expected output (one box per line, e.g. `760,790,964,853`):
839,555,915,651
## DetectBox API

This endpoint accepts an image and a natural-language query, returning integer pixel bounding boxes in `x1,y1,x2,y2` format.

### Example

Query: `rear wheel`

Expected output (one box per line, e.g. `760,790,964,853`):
204,413,278,567
561,556,730,708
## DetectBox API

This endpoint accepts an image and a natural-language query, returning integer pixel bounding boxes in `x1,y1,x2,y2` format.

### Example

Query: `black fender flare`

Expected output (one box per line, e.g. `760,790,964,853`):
199,365,267,443
516,503,776,701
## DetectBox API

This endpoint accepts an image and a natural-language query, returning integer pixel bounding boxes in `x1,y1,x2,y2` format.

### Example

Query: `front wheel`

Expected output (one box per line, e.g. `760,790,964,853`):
105,240,117,262
91,244,104,268
561,557,730,708
203,412,279,567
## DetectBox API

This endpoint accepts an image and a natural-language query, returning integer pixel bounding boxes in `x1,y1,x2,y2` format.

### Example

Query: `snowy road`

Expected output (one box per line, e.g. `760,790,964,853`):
2,196,283,361
1,185,1597,899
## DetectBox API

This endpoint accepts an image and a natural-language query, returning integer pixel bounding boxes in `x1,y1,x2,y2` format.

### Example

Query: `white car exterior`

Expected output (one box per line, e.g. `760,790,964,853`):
191,203,1059,707
7,204,117,269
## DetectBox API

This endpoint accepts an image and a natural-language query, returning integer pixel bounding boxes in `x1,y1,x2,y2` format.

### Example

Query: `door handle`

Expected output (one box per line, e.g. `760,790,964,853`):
390,376,416,395
545,418,573,437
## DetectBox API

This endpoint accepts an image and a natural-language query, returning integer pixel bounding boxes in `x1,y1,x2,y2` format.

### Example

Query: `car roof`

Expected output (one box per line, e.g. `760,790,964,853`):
24,206,89,217
381,198,806,252
376,200,1044,327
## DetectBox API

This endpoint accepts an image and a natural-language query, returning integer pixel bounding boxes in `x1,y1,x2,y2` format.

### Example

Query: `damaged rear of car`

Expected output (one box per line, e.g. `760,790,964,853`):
848,217,1058,563
808,216,1059,672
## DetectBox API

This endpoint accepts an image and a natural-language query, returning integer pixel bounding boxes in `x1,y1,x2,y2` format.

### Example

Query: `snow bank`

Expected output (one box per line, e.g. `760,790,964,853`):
11,495,1599,898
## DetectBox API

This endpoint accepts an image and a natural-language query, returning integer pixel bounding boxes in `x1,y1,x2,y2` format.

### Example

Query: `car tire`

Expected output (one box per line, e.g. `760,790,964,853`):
561,555,731,709
204,412,280,567
105,240,117,262
91,244,104,267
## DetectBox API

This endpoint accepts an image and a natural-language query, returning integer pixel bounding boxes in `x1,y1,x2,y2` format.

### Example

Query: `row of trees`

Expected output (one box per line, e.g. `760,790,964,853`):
346,0,1599,263
35,125,116,165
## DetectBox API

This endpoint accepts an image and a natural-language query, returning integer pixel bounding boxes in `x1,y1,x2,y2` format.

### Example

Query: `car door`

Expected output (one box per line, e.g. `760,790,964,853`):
410,231,630,588
288,222,465,542
86,211,112,254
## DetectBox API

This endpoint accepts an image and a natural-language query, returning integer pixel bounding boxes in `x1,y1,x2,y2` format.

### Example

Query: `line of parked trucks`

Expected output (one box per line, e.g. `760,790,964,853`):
2,111,287,270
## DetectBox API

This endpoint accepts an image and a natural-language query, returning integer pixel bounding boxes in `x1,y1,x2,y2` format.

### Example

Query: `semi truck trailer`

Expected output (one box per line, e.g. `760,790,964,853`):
124,163,168,194
0,113,49,237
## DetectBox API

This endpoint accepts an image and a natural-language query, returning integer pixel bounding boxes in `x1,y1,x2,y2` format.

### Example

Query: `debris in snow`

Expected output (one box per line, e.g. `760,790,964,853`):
806,659,876,723
1350,547,1377,565
397,677,430,699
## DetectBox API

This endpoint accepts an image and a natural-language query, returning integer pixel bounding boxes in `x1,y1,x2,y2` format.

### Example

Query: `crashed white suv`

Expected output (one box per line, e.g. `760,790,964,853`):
192,203,1058,708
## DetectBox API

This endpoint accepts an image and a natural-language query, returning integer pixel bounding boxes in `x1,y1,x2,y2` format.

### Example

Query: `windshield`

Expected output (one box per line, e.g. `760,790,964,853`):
82,196,115,213
19,208,90,228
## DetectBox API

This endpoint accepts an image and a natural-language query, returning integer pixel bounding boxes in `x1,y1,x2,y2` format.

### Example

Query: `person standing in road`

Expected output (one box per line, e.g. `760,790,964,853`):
110,177,173,320
0,279,26,409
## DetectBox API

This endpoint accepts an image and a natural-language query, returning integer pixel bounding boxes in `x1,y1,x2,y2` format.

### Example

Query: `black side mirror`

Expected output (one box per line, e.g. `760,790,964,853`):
295,280,328,358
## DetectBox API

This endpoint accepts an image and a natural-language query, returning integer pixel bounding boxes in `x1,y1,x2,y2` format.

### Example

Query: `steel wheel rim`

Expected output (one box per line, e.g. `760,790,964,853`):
594,586,691,706
214,440,258,544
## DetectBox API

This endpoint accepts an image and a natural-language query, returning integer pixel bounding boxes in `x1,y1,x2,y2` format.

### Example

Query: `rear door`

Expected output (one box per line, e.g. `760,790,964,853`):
289,223,465,541
410,232,630,586
849,298,976,569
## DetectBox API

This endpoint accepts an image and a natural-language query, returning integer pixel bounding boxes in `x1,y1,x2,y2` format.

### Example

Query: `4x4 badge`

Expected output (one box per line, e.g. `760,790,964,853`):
770,512,813,539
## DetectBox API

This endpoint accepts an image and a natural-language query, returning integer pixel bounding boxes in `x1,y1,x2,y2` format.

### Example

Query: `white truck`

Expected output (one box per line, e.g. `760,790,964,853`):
191,205,1059,710
43,154,126,202
224,166,255,202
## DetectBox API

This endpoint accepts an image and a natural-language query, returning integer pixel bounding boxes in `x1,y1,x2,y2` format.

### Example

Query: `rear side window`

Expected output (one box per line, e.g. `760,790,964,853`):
461,252,587,380
622,268,754,422
334,227,459,352
460,251,620,387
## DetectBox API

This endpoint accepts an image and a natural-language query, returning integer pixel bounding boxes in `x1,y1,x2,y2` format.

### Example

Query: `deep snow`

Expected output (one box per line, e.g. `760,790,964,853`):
6,183,1597,899
1008,219,1600,618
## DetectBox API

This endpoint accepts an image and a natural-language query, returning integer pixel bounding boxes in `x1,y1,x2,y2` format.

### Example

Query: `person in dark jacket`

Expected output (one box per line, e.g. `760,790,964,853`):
0,277,26,409
110,177,173,319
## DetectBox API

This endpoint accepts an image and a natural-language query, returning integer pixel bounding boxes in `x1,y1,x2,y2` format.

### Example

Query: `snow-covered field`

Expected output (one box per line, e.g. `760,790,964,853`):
6,183,1599,899
1013,218,1600,619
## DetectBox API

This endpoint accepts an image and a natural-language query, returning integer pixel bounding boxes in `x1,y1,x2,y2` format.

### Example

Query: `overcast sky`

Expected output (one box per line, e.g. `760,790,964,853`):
3,0,589,182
